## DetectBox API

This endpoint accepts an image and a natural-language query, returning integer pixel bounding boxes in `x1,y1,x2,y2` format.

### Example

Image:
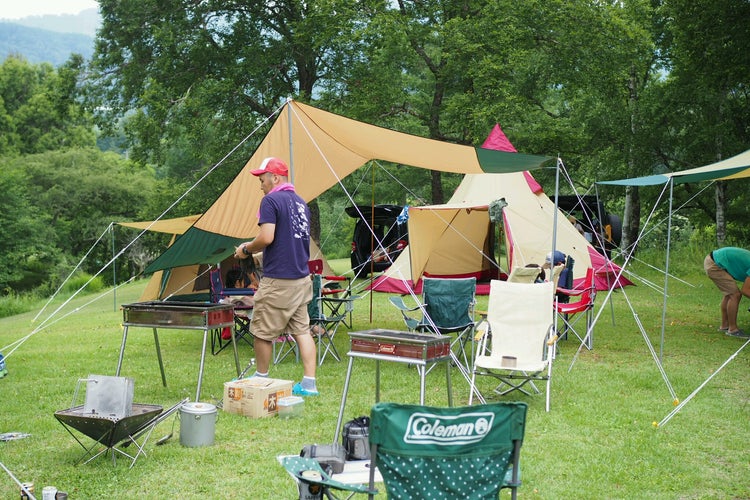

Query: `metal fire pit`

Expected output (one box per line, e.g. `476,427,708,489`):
55,404,163,448
54,404,163,466
117,301,240,401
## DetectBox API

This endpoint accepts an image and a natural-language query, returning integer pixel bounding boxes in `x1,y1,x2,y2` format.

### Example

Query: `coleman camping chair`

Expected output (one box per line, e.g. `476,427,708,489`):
470,279,557,412
507,266,544,283
389,276,477,374
366,401,528,500
555,266,597,350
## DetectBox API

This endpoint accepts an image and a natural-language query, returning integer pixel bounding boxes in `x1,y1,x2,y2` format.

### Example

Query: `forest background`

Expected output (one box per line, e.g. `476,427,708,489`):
0,0,748,309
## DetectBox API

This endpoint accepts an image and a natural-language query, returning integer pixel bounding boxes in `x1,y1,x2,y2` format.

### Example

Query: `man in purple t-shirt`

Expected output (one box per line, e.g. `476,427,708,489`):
704,247,750,338
234,157,319,396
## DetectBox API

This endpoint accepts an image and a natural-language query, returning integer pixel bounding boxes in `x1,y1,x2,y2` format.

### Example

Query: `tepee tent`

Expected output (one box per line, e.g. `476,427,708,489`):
143,99,552,275
370,126,631,294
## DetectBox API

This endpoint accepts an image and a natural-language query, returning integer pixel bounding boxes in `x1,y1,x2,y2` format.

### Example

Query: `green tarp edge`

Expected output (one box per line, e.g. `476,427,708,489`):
475,147,553,173
598,165,750,186
144,227,245,273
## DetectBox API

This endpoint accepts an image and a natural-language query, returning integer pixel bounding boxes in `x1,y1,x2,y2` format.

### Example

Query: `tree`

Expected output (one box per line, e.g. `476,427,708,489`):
661,0,750,245
0,149,157,292
0,55,95,155
89,0,376,240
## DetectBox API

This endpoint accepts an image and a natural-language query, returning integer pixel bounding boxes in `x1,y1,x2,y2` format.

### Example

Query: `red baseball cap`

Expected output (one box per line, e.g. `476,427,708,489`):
250,157,289,177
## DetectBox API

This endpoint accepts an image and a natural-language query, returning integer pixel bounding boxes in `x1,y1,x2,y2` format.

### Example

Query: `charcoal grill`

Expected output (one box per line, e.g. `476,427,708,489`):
333,329,454,443
117,301,240,401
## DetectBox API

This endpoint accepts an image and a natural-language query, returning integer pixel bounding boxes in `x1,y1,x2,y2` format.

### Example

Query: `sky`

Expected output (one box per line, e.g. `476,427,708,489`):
0,0,98,20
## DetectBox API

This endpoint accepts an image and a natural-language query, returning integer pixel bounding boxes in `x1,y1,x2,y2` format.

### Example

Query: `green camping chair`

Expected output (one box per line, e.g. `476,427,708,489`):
367,401,528,500
389,277,477,374
280,455,377,500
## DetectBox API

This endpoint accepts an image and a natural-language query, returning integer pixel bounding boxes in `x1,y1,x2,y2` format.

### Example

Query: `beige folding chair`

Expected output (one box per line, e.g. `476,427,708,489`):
507,266,543,283
470,280,557,412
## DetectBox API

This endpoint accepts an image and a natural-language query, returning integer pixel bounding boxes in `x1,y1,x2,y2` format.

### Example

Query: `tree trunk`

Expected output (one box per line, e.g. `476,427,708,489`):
309,199,321,246
621,185,640,256
715,181,727,245
621,66,641,256
431,170,444,204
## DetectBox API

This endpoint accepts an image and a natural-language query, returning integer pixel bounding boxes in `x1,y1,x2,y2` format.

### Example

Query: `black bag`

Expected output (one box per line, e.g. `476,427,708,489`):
342,416,370,460
300,443,347,474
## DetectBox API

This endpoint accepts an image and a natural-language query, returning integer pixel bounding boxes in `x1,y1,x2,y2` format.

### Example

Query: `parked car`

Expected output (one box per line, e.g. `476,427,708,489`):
345,204,409,277
556,195,622,257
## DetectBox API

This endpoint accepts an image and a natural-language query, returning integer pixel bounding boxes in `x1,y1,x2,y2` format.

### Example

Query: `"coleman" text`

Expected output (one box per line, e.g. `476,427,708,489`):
403,411,494,445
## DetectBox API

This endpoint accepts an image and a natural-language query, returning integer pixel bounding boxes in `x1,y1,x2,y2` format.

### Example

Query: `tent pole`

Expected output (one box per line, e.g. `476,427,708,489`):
552,157,560,258
594,183,616,326
286,97,295,181
112,224,117,311
659,179,674,362
369,166,376,324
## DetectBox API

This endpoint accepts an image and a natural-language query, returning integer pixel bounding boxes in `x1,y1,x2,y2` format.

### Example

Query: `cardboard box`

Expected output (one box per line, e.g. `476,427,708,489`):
223,378,293,418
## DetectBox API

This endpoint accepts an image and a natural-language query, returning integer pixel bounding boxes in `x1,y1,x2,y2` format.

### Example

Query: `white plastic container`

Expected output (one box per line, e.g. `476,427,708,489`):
277,396,304,418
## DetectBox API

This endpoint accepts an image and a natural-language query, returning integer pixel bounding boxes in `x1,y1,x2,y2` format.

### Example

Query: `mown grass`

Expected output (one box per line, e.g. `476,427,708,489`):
1,253,749,499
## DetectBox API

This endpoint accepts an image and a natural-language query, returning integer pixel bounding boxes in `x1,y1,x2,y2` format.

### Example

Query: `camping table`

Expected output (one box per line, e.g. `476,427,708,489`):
333,329,453,443
116,301,240,401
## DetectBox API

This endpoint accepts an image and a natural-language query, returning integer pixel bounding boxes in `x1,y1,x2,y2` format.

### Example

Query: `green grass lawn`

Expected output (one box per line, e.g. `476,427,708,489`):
1,256,749,499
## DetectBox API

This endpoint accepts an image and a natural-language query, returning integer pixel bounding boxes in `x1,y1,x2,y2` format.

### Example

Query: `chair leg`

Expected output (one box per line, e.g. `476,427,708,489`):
273,335,299,364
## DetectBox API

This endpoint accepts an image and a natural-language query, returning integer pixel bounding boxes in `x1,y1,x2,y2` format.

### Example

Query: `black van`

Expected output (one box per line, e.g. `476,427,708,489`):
345,204,409,277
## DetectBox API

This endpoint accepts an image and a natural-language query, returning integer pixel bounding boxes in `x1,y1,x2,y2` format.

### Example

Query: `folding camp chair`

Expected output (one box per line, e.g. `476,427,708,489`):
555,255,575,304
308,259,360,329
272,334,299,364
280,455,377,500
470,280,557,412
556,266,597,350
507,266,543,283
366,401,528,500
208,267,255,355
389,277,477,374
309,273,348,365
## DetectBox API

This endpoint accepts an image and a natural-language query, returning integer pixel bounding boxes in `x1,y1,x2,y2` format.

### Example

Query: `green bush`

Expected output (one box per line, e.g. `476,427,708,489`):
62,273,105,294
0,293,35,319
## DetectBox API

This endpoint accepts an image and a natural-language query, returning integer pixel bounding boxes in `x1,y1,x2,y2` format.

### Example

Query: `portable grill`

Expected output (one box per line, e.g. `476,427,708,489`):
117,301,240,401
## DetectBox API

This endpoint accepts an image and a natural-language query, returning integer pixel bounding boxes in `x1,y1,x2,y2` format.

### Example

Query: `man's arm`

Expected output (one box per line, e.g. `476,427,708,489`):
234,223,276,259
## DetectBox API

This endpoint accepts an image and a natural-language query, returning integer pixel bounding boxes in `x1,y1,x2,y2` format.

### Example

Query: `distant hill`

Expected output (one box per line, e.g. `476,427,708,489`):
1,8,100,37
0,22,94,66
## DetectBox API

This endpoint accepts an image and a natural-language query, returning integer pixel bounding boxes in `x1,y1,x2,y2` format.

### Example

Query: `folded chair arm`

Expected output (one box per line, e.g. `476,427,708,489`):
555,286,587,297
389,296,425,331
323,275,348,282
388,296,425,313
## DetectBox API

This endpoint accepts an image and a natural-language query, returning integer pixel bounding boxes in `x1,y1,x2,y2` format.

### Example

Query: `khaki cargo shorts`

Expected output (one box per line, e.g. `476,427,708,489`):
704,254,739,296
250,276,312,341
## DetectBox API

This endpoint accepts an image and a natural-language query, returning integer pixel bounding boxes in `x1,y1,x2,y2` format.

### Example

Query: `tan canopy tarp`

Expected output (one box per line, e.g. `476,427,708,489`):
146,99,551,273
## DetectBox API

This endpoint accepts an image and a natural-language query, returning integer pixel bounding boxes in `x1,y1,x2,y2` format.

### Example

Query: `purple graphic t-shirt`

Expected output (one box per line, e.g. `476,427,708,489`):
258,189,310,279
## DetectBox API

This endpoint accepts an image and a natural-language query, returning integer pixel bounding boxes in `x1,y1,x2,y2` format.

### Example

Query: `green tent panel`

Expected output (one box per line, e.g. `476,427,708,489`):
145,227,244,274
